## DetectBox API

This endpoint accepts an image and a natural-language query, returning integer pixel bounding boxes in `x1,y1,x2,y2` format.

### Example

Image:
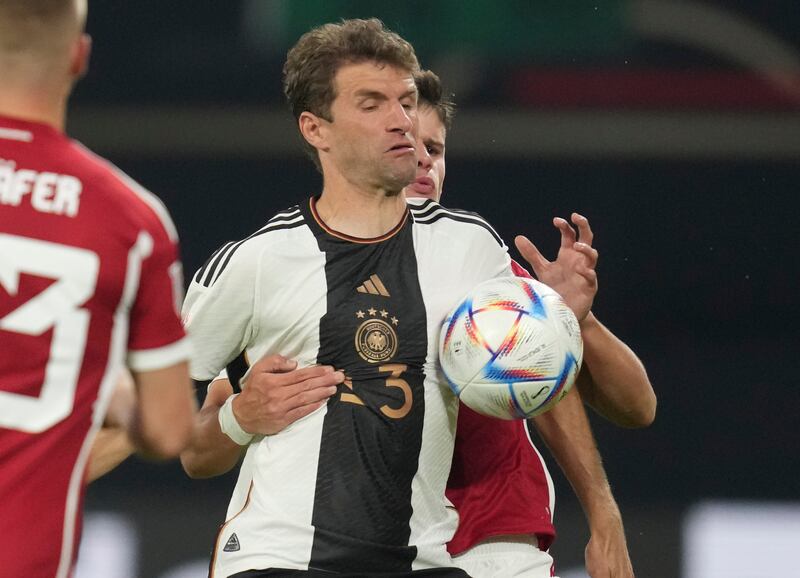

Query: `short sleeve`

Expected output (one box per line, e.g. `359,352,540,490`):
182,242,257,381
127,215,190,372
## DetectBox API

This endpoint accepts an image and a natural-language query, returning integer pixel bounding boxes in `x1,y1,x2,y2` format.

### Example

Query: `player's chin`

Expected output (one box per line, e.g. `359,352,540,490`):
383,170,416,196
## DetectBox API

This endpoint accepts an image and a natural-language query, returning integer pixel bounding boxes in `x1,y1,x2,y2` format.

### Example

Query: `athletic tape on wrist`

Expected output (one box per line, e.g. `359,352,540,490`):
218,394,254,446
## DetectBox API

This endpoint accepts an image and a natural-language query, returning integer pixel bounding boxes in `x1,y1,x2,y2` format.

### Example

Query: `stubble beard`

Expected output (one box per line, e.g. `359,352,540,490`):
380,159,416,197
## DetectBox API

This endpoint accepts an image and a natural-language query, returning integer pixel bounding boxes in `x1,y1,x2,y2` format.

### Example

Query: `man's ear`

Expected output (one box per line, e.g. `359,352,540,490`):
299,111,331,153
70,33,91,79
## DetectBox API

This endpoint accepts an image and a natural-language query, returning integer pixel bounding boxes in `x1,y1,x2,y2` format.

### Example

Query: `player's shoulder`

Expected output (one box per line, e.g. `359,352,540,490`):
67,140,179,241
192,204,306,288
408,198,504,247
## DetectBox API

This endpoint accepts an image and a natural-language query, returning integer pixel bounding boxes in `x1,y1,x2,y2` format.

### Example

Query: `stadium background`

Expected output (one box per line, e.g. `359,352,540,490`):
71,2,799,577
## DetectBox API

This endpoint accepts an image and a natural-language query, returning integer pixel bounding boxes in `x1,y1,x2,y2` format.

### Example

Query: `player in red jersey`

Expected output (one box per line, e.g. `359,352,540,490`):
0,1,196,576
405,70,655,578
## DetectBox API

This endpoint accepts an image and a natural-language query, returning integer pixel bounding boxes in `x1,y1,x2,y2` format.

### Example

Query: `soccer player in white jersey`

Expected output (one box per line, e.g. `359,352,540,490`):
180,18,548,578
406,70,655,578
0,1,196,576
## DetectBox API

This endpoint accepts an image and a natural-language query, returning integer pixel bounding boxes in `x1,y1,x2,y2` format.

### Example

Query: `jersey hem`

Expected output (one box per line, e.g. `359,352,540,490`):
127,336,191,372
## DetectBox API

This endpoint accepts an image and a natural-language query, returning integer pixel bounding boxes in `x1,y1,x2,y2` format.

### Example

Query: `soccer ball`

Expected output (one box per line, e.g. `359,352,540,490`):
439,276,583,419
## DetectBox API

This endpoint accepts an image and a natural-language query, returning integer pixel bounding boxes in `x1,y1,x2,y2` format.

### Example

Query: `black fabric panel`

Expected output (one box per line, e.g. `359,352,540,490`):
301,200,430,573
226,351,250,393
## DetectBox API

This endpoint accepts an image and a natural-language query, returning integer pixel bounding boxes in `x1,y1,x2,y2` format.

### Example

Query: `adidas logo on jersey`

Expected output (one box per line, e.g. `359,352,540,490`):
356,274,390,297
223,533,240,552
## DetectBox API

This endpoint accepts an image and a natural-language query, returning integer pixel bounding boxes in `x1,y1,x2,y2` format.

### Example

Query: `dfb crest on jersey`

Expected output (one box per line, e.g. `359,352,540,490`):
354,308,399,363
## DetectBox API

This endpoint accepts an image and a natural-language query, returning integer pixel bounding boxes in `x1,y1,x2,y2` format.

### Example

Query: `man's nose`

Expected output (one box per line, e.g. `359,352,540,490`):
417,141,432,171
388,101,414,134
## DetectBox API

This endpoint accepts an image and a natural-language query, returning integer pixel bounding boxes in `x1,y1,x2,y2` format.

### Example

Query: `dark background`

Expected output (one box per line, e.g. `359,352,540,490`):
74,2,800,577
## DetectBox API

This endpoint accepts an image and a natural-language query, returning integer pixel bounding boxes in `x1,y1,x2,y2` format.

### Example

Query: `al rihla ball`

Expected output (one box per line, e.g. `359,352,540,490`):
439,276,583,419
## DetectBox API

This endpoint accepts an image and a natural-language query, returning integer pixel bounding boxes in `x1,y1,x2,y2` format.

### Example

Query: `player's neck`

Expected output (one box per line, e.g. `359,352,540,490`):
316,179,407,239
0,86,67,132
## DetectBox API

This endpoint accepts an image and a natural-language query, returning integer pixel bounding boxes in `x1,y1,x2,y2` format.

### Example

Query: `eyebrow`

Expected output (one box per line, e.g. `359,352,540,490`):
354,88,418,100
354,90,387,101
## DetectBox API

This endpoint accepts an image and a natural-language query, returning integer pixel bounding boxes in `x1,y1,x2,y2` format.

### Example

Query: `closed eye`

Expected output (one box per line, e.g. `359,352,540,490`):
426,143,443,156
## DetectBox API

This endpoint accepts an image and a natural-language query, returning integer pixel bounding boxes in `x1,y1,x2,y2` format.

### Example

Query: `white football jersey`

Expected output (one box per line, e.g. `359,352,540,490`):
183,197,513,577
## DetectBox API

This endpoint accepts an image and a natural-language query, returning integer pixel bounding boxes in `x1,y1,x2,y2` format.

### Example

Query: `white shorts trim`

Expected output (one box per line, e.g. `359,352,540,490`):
452,535,558,578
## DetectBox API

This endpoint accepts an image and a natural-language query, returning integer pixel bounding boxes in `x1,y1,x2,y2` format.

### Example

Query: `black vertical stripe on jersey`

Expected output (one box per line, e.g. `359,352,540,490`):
226,351,250,394
303,201,429,573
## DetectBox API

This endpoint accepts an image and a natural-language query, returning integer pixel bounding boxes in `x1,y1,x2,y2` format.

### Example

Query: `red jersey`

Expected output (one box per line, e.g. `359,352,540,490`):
446,260,556,555
0,115,190,577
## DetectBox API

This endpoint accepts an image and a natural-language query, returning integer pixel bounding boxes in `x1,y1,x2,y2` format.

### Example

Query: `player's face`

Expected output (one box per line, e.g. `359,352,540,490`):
404,105,446,202
325,61,418,195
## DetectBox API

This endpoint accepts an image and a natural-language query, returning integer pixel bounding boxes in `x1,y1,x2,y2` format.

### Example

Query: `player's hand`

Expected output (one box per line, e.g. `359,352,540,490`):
515,213,598,321
585,514,635,578
231,354,343,436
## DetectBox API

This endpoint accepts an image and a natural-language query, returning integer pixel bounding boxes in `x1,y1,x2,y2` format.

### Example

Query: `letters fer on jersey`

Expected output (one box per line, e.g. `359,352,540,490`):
0,158,82,217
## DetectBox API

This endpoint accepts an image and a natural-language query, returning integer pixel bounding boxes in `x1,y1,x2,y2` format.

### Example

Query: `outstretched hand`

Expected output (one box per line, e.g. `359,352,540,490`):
232,354,344,436
515,213,598,321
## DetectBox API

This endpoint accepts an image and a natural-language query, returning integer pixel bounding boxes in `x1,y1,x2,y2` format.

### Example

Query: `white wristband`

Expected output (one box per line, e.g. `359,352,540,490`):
218,394,254,446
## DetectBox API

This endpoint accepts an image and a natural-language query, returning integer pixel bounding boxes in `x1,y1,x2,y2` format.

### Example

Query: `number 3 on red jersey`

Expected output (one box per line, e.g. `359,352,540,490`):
0,234,99,433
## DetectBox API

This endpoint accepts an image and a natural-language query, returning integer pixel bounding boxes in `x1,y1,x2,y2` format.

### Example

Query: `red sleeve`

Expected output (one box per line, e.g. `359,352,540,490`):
126,215,189,371
510,259,533,279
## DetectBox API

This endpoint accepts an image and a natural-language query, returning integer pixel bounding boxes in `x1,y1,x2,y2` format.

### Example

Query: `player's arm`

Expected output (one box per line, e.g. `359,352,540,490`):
179,241,262,478
86,427,135,483
575,313,655,428
515,213,656,428
90,365,195,468
87,370,137,482
180,355,343,479
531,388,635,578
180,377,243,479
129,361,195,459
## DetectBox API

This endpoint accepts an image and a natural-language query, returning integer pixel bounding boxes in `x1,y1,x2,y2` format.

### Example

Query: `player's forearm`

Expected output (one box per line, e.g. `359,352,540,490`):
129,363,196,459
180,401,244,479
86,427,135,483
532,387,623,529
578,313,656,428
533,388,634,574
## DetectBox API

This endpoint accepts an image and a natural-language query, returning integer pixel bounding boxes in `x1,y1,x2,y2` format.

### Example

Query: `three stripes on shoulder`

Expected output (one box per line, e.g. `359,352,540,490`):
194,206,303,287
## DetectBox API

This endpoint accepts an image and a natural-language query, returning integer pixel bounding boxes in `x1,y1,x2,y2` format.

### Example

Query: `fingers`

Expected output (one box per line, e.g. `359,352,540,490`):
247,361,342,405
251,353,297,374
237,362,342,434
553,217,577,249
514,235,548,276
285,370,344,404
273,364,342,388
249,357,337,388
571,212,593,246
276,370,343,428
574,240,599,270
284,399,330,426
